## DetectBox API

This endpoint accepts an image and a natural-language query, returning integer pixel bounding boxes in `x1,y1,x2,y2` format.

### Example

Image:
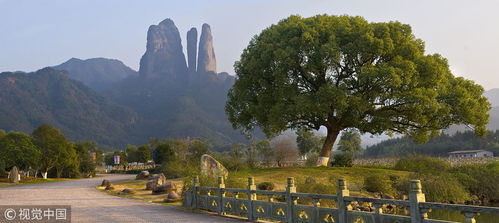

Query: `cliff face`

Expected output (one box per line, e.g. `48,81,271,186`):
197,23,217,74
139,19,187,79
187,28,198,73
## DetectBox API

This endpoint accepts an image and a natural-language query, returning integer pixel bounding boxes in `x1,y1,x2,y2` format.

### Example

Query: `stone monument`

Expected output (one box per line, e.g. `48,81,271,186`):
8,166,19,183
200,154,228,178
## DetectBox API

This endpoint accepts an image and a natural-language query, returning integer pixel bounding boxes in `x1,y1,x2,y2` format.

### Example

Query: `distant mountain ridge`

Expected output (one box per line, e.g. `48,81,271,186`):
0,68,138,149
53,57,137,92
484,88,499,107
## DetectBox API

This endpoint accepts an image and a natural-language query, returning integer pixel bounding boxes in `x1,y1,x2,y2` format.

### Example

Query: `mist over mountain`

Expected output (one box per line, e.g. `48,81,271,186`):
0,68,138,149
53,57,138,92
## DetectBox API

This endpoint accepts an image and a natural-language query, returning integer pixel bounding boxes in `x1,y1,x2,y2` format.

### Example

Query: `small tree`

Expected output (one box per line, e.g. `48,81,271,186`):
255,140,273,166
271,136,299,167
337,129,362,155
125,145,139,163
74,142,97,177
31,124,70,179
153,144,175,164
296,128,322,156
226,15,490,166
187,140,211,164
137,145,152,163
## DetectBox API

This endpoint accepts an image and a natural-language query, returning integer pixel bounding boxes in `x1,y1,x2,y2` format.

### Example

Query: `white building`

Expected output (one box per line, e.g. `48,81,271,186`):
448,150,494,158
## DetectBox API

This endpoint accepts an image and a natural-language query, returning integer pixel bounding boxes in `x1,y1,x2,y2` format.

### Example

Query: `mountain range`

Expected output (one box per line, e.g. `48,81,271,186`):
0,18,256,150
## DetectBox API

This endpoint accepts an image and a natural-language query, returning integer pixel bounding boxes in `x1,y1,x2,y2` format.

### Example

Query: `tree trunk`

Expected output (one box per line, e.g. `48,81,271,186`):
43,171,48,179
316,127,341,166
56,167,62,178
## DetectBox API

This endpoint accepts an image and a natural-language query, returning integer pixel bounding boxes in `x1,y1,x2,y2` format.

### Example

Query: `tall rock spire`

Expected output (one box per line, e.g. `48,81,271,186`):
197,23,216,74
187,27,198,73
139,18,187,79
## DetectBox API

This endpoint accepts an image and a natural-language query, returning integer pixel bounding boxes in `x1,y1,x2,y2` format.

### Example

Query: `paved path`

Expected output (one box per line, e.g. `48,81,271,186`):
0,174,243,222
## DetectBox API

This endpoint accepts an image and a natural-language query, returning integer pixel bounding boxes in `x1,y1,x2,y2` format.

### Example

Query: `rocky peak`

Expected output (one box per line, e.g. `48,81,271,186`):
187,28,198,73
139,18,187,79
197,23,216,74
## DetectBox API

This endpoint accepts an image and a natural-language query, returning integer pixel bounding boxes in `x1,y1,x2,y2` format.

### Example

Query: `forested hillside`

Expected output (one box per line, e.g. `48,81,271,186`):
364,130,499,157
0,68,138,149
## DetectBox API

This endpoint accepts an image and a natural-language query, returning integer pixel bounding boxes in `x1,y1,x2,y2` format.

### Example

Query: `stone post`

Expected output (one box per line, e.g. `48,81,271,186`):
217,176,225,216
193,176,199,208
373,203,383,223
286,177,296,223
463,212,478,223
247,177,256,221
8,166,19,183
409,180,426,223
337,178,350,223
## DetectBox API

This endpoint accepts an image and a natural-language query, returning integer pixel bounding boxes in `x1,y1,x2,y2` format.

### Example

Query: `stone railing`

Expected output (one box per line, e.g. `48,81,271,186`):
183,176,499,223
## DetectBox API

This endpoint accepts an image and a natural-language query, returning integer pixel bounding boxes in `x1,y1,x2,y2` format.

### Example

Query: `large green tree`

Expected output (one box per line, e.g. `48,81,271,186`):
226,15,490,166
31,124,70,178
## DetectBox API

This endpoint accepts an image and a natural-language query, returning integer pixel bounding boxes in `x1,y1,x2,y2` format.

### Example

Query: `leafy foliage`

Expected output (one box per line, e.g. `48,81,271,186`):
31,124,70,177
73,141,97,177
0,131,41,170
330,153,353,167
394,155,451,173
337,129,362,154
364,173,394,195
226,14,490,165
153,143,175,164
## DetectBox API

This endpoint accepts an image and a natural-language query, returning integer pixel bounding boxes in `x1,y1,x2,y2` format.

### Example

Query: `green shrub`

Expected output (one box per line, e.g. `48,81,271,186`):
161,160,198,179
395,173,470,203
364,173,394,195
330,153,353,167
394,155,450,173
257,182,275,191
297,179,337,207
451,162,499,200
305,153,319,167
216,154,249,171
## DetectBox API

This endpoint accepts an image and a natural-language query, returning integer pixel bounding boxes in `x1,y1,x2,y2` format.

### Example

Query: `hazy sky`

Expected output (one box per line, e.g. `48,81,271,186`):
1,0,498,90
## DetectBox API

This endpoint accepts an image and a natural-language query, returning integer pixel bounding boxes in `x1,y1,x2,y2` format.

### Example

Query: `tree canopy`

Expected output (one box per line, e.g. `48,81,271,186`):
0,131,41,170
31,124,70,178
226,14,490,166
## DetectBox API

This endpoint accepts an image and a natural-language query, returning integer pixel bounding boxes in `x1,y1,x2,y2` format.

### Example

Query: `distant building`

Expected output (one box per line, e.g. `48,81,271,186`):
448,150,494,158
